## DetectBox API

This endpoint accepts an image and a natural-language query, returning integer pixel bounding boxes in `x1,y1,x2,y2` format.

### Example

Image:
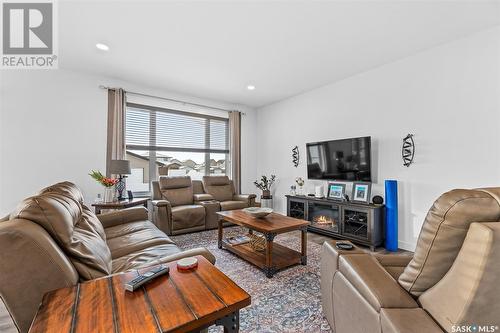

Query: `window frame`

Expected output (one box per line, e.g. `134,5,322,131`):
125,102,229,196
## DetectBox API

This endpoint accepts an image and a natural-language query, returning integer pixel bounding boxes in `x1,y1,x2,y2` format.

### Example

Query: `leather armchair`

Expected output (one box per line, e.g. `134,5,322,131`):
152,176,206,235
321,188,500,333
201,176,256,211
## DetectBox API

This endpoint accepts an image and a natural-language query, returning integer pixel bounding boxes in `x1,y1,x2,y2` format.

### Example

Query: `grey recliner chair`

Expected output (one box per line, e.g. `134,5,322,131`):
201,176,256,211
151,176,211,235
321,187,500,333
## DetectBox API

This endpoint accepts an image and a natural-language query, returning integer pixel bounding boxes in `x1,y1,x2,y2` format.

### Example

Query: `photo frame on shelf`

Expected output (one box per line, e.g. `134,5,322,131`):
352,182,371,203
327,183,346,201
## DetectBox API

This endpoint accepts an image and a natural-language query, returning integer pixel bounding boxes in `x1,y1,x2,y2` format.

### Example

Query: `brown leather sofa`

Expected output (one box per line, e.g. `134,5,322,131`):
321,188,500,333
152,175,256,235
0,182,215,333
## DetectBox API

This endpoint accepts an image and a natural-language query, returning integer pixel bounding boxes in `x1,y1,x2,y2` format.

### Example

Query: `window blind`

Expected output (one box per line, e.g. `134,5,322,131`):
125,103,229,153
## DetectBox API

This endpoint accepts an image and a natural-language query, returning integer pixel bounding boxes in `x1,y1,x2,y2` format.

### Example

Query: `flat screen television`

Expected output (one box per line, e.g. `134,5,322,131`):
306,136,371,181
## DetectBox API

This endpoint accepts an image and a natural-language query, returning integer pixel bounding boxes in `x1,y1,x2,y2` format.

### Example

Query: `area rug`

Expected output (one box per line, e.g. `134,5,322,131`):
171,227,332,333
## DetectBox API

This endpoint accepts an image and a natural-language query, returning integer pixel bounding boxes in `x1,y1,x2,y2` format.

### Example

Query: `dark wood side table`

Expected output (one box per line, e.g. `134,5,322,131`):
29,255,251,333
91,197,149,214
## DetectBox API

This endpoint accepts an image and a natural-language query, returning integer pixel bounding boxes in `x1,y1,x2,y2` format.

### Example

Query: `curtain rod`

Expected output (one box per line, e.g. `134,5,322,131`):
99,85,244,114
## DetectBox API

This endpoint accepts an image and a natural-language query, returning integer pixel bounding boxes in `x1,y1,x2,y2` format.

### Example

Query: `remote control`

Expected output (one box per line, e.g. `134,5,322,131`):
124,265,169,292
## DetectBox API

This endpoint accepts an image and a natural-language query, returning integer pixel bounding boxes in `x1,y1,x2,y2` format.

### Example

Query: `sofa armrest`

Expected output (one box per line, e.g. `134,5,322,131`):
339,254,418,311
373,254,413,280
233,193,257,207
321,240,365,326
194,193,215,202
152,199,170,207
143,248,216,266
0,220,79,333
97,206,149,229
381,309,443,333
151,200,173,235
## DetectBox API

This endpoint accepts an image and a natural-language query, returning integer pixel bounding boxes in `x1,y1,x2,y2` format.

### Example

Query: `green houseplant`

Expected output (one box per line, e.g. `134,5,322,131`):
254,175,276,199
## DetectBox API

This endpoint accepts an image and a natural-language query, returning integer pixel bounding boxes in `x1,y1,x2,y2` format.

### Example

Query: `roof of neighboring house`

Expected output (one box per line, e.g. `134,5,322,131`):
126,151,166,167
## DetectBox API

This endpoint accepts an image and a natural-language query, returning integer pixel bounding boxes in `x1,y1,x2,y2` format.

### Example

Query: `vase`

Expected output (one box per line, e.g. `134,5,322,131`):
103,187,115,203
298,186,304,195
385,180,398,252
262,190,271,199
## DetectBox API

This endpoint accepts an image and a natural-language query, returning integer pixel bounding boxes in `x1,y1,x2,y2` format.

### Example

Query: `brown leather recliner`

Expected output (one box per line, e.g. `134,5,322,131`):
151,176,211,235
201,176,256,211
321,188,500,333
0,182,215,333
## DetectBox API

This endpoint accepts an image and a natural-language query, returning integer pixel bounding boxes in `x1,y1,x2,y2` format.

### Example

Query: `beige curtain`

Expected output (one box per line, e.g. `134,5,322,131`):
229,111,242,194
106,88,126,177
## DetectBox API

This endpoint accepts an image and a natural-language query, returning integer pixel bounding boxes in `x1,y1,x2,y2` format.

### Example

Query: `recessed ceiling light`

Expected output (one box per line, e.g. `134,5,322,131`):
95,43,109,51
247,85,255,91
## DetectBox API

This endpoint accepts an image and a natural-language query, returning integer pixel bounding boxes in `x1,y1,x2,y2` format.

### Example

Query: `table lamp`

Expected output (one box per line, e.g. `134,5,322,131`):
110,160,131,200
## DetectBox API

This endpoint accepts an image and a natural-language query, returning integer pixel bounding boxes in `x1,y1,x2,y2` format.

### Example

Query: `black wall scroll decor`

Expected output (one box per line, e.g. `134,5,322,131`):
292,146,299,167
402,134,415,167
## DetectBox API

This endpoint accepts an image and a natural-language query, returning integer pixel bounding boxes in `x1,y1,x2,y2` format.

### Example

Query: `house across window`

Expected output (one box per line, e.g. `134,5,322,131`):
125,103,229,195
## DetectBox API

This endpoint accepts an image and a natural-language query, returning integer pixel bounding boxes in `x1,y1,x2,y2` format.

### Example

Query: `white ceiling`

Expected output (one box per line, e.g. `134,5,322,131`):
59,1,500,108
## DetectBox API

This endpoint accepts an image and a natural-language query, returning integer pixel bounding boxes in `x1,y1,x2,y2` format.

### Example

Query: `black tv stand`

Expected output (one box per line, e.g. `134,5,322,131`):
286,195,384,251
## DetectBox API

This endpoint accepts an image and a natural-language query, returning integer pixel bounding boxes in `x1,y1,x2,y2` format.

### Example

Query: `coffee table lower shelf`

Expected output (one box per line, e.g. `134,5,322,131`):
220,239,304,277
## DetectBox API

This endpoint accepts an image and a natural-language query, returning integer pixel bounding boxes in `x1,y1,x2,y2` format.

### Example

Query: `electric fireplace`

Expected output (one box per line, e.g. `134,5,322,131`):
308,202,340,233
286,195,385,251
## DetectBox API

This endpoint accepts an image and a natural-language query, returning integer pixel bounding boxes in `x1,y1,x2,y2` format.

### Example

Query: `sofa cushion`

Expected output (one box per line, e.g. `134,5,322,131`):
105,221,174,259
39,181,85,204
111,243,181,273
220,201,248,211
11,193,112,280
159,176,194,206
171,205,205,230
398,188,500,296
202,176,234,202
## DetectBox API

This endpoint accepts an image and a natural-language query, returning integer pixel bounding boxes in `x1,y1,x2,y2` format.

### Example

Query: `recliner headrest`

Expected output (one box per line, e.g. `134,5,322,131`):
203,176,230,186
399,187,500,296
159,176,192,189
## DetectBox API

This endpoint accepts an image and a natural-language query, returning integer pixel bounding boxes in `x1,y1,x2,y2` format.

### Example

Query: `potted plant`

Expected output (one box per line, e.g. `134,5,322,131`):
254,174,276,199
89,170,119,203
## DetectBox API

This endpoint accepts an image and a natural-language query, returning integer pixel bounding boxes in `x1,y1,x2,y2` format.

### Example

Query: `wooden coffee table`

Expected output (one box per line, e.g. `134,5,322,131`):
217,210,310,278
29,256,250,333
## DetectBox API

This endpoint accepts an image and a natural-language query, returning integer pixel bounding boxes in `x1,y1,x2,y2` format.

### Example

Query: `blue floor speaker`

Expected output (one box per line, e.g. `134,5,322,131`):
385,180,398,251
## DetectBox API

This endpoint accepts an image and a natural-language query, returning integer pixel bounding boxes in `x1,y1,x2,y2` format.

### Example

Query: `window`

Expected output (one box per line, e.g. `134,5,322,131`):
125,103,229,194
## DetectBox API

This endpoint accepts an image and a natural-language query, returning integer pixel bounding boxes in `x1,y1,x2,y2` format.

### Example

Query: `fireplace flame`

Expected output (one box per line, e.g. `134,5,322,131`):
314,215,332,224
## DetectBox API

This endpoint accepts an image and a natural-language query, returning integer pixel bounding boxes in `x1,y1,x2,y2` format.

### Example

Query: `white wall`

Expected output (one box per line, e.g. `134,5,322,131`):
256,27,500,251
0,69,257,215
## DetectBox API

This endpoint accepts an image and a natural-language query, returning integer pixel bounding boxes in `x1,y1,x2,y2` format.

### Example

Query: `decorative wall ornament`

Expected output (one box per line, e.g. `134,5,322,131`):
292,146,299,167
402,134,415,167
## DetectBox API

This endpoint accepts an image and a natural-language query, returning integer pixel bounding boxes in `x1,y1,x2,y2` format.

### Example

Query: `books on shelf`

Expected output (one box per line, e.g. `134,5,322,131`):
225,235,251,245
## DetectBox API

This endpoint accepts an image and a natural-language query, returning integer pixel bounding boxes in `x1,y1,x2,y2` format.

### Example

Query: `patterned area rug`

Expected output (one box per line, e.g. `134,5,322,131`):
171,227,332,333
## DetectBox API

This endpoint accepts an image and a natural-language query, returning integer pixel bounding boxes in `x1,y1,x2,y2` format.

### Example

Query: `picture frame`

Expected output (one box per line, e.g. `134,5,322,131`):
327,183,346,201
352,182,371,203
